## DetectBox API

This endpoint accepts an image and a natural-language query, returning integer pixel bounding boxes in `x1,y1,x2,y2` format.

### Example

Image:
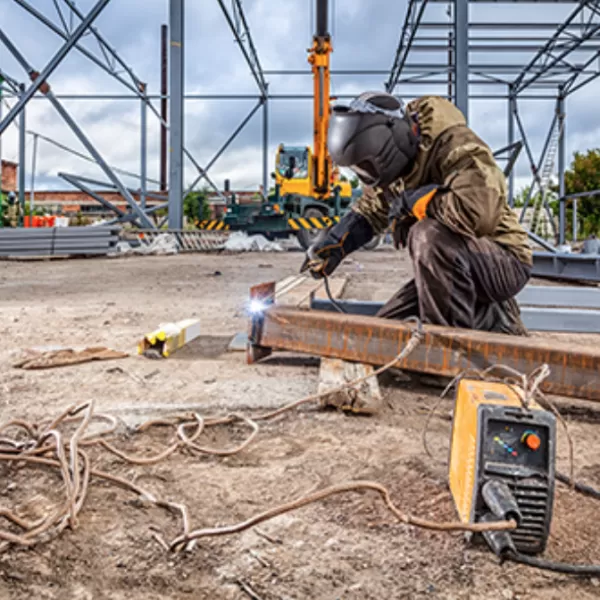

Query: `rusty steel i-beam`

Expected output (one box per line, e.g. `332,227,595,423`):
247,299,600,403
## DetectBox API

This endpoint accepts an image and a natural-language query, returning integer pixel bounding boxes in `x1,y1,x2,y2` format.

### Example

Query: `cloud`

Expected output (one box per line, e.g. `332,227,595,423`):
1,0,600,199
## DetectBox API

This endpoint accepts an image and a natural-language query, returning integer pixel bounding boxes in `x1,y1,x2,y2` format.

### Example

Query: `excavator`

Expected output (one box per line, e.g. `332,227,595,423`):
209,0,380,251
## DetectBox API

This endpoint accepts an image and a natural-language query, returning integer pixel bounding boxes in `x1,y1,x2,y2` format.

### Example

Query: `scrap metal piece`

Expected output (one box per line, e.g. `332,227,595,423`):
250,306,600,402
138,319,201,358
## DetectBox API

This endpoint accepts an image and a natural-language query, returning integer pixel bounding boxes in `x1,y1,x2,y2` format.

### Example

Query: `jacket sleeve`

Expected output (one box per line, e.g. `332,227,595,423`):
428,137,507,239
351,181,403,234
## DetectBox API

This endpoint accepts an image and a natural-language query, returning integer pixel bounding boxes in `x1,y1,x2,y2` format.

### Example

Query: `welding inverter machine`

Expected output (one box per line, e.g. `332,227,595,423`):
449,378,556,556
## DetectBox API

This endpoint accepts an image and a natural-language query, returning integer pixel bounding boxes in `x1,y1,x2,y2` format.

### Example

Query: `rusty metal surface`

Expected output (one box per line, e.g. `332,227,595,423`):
254,307,600,402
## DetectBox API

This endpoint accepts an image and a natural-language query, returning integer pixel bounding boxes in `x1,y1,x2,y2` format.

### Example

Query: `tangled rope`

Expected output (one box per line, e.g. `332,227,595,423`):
0,328,519,554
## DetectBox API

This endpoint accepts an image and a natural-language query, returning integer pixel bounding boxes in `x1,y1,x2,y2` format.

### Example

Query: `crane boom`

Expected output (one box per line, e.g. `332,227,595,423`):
308,0,332,196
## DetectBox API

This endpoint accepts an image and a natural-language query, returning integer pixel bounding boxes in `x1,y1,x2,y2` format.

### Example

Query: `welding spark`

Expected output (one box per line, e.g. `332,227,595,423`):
248,299,267,315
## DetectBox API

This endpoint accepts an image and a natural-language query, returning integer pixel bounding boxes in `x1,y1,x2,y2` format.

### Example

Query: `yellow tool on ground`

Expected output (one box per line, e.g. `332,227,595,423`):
449,378,556,555
138,319,201,358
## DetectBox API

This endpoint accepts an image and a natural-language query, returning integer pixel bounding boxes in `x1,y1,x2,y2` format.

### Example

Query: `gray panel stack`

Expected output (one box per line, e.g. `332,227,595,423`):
532,251,600,282
0,226,120,257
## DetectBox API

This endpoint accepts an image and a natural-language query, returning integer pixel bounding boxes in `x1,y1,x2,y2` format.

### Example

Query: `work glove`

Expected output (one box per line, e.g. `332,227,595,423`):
300,211,374,279
390,214,417,249
387,183,445,250
386,183,443,221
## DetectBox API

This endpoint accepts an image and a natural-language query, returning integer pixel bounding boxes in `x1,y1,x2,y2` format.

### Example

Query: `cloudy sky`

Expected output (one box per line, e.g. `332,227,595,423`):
1,0,600,197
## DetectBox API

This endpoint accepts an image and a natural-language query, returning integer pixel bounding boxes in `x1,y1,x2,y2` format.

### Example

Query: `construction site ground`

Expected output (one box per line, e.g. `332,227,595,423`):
2,245,600,600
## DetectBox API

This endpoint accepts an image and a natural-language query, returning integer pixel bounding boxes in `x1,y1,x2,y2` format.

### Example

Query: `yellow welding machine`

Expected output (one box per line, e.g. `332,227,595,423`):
448,379,557,555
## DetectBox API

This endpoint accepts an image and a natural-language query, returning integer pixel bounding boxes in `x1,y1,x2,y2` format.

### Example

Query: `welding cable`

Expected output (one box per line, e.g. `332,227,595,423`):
169,480,516,551
323,275,347,314
556,471,600,500
505,550,600,576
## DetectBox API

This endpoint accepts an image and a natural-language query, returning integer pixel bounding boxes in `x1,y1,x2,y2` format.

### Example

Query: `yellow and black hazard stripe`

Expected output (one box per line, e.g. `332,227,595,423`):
195,219,230,231
288,215,340,231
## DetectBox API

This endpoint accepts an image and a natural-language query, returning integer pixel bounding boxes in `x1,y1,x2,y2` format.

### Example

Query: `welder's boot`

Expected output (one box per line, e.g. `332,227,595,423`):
474,297,529,336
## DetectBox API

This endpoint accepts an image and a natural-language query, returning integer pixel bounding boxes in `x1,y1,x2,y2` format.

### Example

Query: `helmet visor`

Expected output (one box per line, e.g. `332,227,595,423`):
350,160,380,187
348,96,405,120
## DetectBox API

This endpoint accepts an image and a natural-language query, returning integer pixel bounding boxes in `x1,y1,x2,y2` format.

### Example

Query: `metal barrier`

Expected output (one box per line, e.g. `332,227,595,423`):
0,226,120,257
133,229,231,252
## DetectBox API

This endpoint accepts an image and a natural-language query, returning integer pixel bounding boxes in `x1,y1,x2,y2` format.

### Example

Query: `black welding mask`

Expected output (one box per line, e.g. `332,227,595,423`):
328,91,419,188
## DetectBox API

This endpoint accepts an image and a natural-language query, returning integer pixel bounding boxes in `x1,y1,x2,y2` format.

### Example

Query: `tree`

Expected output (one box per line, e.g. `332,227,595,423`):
561,148,600,237
350,176,359,189
183,187,211,222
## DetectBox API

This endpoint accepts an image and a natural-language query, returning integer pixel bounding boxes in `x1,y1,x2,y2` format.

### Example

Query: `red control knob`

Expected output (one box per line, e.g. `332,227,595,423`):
522,432,541,451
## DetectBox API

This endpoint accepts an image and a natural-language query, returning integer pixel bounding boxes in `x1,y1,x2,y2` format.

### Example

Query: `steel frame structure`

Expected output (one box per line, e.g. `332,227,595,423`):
1,0,600,250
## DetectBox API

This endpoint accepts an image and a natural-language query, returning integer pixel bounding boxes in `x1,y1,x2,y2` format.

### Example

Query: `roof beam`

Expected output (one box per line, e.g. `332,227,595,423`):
512,1,600,92
386,0,430,92
216,0,268,97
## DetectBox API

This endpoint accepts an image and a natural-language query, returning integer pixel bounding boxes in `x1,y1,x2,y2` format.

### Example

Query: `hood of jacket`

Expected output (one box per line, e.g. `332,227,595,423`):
402,96,467,188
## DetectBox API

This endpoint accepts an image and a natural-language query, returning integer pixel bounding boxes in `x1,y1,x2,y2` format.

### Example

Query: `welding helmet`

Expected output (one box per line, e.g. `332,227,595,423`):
328,91,419,188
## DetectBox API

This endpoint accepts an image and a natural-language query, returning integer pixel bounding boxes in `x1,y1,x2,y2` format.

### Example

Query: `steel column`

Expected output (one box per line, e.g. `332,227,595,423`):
508,88,516,206
249,306,600,402
262,89,269,200
168,0,184,229
18,86,25,226
557,91,566,245
160,24,168,193
140,83,148,211
29,132,38,214
0,81,3,189
454,0,469,120
573,198,578,242
0,0,111,135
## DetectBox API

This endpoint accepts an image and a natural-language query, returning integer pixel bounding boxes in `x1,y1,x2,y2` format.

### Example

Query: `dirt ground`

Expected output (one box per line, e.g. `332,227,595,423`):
1,247,600,600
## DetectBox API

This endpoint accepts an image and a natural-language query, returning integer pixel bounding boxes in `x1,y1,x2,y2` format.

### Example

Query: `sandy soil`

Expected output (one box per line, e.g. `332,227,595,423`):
1,247,600,600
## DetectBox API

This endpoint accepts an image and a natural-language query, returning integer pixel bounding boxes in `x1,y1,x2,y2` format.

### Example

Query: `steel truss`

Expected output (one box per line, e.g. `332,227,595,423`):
1,0,600,267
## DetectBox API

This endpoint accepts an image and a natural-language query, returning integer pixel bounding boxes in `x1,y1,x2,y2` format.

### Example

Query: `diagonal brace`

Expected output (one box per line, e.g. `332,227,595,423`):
0,0,111,135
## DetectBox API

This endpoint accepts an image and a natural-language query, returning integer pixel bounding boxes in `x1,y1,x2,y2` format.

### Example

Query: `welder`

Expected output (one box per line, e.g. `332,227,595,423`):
302,92,532,336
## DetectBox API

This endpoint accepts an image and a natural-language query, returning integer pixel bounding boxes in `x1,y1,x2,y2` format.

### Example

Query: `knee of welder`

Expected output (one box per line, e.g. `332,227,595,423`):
408,219,447,264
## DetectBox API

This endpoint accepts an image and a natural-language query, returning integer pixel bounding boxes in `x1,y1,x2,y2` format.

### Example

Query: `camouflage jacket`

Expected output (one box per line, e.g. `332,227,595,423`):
352,96,532,266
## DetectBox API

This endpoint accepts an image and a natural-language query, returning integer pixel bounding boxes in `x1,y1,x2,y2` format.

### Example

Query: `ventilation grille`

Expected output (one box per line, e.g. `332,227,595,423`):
484,472,551,554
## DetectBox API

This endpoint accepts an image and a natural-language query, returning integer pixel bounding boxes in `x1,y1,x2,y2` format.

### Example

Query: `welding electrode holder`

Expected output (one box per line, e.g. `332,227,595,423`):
478,480,522,559
479,512,517,559
481,480,522,526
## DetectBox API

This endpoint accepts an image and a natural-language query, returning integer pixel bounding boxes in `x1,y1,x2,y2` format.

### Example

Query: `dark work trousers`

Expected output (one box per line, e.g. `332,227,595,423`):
376,219,532,335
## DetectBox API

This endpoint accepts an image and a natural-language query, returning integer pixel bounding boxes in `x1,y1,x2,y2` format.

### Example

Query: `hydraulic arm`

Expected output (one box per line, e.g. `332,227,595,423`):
308,0,333,196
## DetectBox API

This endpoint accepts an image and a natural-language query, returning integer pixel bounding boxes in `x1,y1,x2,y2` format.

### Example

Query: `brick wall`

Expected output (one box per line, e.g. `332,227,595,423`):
1,160,17,192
